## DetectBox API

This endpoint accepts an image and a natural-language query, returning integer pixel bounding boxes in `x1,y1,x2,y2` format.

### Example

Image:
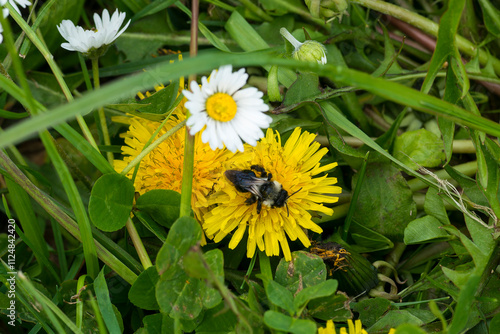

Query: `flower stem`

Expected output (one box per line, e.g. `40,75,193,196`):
179,0,199,218
280,27,302,49
349,0,500,75
126,219,152,269
92,58,114,165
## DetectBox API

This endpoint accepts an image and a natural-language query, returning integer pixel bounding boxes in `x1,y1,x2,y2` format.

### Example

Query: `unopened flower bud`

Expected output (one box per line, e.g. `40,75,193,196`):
305,0,348,22
280,27,327,65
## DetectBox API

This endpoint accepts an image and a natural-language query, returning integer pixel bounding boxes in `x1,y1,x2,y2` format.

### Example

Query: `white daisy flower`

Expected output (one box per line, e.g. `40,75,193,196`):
57,9,130,54
183,65,272,153
280,27,327,65
9,0,31,15
0,0,10,44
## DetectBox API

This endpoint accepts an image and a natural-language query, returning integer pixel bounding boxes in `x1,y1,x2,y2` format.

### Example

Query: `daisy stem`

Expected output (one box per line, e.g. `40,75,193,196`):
92,58,114,165
5,3,99,151
120,120,186,175
179,0,199,217
279,27,303,49
126,219,153,269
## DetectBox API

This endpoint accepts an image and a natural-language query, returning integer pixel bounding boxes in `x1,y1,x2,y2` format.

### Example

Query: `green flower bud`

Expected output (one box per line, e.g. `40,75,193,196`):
280,28,327,65
305,0,348,22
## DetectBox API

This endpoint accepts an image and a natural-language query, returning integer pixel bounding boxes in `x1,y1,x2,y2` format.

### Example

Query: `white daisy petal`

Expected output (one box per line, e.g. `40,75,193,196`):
57,9,130,54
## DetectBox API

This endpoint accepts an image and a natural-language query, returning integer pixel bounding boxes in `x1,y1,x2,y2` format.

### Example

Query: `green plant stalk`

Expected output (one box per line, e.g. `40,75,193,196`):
126,219,153,269
92,58,114,165
17,272,83,334
349,0,500,75
0,12,101,278
238,0,273,21
179,132,195,217
195,247,252,330
76,275,87,330
120,120,186,175
179,0,198,218
6,3,98,150
343,151,369,240
87,291,108,334
3,55,500,146
0,151,138,285
50,218,68,279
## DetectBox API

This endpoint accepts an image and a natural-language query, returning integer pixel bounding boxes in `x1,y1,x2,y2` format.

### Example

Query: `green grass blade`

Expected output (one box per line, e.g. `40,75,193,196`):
95,268,122,333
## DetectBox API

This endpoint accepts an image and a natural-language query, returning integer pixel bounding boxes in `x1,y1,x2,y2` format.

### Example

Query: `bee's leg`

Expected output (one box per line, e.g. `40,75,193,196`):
256,198,262,214
251,165,268,178
245,195,257,205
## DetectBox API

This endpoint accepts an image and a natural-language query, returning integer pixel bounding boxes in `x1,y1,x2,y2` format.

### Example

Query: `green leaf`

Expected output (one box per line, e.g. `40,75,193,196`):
134,211,168,242
294,279,338,311
282,72,320,106
128,266,160,310
352,297,391,328
444,164,489,207
195,302,238,333
94,268,123,334
424,187,451,225
89,173,135,232
156,270,204,320
404,216,451,245
307,293,352,321
448,274,482,333
346,221,394,253
393,129,446,169
352,163,417,241
490,313,500,333
478,0,500,37
275,251,327,291
263,311,316,334
393,323,428,334
156,243,179,276
133,81,179,115
165,216,202,256
369,310,424,332
266,280,296,315
136,189,181,228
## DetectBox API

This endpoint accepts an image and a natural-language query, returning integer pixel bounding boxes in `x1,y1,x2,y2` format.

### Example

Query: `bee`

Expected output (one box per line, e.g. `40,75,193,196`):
225,165,300,215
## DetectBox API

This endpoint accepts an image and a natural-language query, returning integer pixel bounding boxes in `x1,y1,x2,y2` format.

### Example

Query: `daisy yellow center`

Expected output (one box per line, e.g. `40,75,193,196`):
206,93,237,122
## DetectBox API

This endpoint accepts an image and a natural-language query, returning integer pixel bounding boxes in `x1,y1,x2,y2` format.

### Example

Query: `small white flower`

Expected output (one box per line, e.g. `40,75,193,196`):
9,0,31,15
280,27,327,65
0,0,10,44
183,65,272,153
57,9,130,54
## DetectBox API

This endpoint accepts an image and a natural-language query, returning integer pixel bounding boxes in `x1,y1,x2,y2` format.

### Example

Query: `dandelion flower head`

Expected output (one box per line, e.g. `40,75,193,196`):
57,9,130,55
202,127,341,261
182,65,272,153
114,106,232,222
318,319,385,334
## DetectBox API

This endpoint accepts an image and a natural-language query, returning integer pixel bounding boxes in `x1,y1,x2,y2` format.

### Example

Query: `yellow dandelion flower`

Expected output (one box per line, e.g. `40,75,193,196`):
114,110,231,222
319,319,389,334
318,320,337,334
203,127,342,261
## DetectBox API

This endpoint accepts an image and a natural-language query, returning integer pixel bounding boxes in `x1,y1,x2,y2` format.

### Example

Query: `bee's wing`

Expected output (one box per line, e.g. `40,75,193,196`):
225,170,267,198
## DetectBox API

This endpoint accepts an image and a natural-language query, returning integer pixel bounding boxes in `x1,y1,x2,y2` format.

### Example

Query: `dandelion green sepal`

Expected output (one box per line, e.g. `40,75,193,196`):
280,27,327,65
